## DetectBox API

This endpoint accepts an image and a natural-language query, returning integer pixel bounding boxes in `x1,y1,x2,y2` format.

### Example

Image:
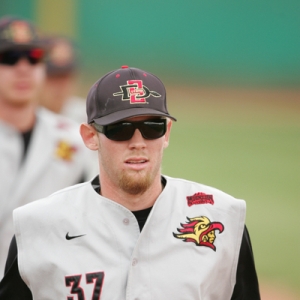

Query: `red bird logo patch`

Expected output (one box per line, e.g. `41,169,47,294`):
173,216,224,251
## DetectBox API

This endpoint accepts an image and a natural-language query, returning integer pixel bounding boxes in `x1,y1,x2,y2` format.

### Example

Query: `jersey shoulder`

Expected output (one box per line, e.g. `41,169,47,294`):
37,107,81,133
164,175,242,200
14,180,93,216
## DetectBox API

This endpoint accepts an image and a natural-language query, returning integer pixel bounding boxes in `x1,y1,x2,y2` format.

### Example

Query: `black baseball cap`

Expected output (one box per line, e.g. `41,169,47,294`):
45,36,78,76
87,66,177,125
0,16,46,52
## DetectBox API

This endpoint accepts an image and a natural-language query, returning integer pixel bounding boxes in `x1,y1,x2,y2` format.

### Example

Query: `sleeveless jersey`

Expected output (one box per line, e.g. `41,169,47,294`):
14,175,246,300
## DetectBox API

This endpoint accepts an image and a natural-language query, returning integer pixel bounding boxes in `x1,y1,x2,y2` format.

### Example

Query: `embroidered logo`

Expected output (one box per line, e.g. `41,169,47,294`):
113,80,161,104
66,232,86,240
187,192,214,207
56,121,71,130
55,140,77,161
173,216,224,251
4,21,34,44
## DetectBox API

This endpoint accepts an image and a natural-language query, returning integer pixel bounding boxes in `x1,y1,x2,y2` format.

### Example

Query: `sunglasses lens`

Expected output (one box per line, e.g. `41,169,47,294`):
104,120,166,141
0,49,44,66
140,121,166,139
105,123,135,141
0,51,19,65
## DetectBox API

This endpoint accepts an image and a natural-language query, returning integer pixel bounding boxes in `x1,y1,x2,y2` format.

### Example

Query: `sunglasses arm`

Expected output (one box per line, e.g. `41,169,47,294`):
92,123,105,134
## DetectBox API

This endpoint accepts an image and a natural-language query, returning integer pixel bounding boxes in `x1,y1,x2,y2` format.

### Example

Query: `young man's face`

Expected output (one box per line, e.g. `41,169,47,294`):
97,116,172,196
0,49,45,106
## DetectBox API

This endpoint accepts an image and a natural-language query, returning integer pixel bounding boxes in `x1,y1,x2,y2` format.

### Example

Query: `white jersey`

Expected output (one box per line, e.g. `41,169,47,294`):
0,107,97,275
61,95,87,124
60,95,99,180
14,175,246,300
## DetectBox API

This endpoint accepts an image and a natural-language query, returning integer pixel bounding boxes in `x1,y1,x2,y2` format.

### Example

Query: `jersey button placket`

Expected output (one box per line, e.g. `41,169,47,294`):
123,218,130,225
132,258,138,266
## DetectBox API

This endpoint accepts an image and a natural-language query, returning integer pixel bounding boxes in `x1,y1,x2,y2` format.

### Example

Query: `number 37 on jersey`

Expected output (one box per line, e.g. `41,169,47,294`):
65,271,104,300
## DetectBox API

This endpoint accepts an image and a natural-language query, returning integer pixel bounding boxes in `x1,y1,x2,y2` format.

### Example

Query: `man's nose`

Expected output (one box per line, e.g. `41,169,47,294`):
128,128,146,146
14,57,33,69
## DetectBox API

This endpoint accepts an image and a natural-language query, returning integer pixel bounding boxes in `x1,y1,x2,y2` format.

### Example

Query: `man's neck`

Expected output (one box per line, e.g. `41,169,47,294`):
0,101,36,132
99,175,163,211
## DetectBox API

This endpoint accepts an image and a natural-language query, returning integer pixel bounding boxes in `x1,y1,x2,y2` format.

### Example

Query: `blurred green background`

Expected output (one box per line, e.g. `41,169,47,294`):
1,0,299,297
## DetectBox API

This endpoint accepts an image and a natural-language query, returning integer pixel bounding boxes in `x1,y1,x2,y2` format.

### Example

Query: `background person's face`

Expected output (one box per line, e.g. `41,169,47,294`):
0,56,45,106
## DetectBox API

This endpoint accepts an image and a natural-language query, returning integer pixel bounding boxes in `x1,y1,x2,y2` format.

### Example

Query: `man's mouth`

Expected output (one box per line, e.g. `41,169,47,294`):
124,157,149,170
126,159,147,164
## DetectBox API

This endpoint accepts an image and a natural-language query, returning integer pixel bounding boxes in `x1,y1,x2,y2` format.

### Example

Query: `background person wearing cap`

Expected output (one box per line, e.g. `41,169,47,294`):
0,16,96,276
40,35,87,124
40,35,98,178
0,66,260,299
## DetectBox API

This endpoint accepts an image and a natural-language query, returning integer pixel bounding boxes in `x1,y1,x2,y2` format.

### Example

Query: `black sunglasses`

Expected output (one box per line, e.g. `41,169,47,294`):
0,48,45,66
93,119,167,141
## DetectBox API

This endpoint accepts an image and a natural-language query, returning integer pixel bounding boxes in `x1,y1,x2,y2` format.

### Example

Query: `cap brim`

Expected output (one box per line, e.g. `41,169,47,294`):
0,42,47,52
92,108,177,125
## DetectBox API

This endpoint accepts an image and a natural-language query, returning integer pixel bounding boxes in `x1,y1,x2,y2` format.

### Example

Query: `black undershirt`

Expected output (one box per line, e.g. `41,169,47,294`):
21,129,33,161
0,178,260,299
132,207,153,231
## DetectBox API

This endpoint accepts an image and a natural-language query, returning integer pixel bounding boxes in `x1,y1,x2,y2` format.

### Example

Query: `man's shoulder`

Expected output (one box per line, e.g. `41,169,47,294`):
36,107,81,133
14,181,92,216
35,107,87,152
164,175,232,195
163,175,246,205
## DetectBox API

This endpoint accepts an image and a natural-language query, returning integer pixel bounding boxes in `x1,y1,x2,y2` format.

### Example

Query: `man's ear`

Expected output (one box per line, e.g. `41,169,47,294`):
80,123,99,150
163,119,172,149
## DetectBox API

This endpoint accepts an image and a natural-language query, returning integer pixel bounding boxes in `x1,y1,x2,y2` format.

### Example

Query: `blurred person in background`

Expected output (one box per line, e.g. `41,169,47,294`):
0,16,95,276
40,35,98,178
40,35,86,124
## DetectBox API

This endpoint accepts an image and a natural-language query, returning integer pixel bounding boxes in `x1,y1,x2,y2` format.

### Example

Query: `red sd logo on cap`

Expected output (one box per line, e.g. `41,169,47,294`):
113,80,161,104
4,21,33,43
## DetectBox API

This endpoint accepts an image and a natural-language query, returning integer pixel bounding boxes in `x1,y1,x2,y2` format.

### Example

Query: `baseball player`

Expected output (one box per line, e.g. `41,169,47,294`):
39,34,98,180
40,35,87,124
0,16,97,276
0,66,261,299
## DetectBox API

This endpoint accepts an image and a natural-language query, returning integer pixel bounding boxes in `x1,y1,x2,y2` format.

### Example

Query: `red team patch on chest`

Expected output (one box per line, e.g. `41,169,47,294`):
186,192,214,206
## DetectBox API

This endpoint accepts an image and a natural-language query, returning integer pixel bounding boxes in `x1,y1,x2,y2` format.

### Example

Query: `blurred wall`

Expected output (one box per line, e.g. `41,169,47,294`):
1,0,299,88
77,0,300,88
0,2,34,19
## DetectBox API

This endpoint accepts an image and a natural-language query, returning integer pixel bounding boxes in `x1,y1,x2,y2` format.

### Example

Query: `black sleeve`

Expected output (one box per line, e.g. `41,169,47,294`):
0,236,32,300
230,226,261,300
